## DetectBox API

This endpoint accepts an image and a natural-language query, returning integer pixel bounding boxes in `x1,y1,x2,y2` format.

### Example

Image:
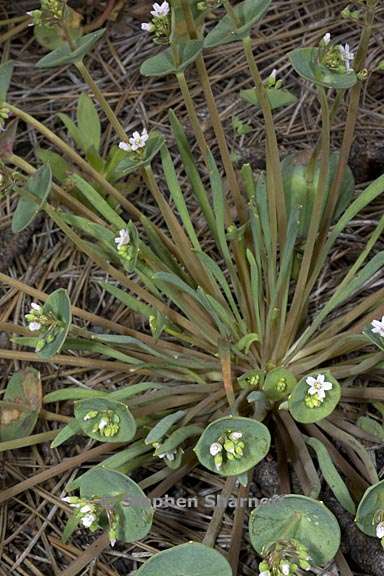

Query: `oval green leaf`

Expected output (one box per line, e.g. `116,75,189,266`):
74,397,136,443
37,288,72,359
249,494,341,565
12,164,52,233
36,29,105,68
289,47,357,89
263,368,297,401
141,40,203,77
288,371,341,424
135,542,233,576
194,416,270,477
204,0,271,48
79,468,153,543
0,368,42,441
240,87,297,110
355,479,384,537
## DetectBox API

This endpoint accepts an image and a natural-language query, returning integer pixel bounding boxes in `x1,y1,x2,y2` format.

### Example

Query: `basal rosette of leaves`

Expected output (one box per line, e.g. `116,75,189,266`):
0,0,384,573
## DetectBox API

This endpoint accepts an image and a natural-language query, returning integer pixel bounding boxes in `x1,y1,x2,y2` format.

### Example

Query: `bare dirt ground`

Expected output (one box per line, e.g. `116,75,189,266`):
0,0,384,574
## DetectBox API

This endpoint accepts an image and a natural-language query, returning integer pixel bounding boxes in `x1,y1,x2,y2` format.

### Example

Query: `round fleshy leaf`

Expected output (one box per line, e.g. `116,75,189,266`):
74,397,136,443
140,40,203,77
204,0,271,48
282,151,354,238
12,164,52,233
79,468,153,543
263,368,297,401
289,47,357,89
240,87,297,110
135,542,233,576
355,480,384,537
238,369,264,390
0,368,42,441
194,416,270,477
37,288,72,359
288,371,341,424
249,495,341,565
112,132,165,179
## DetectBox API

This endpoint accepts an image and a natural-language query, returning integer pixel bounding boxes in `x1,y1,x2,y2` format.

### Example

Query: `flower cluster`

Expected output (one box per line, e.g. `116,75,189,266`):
25,302,62,352
62,495,119,546
265,69,282,89
304,374,332,408
152,441,178,463
374,510,384,547
27,0,65,27
141,2,171,44
114,225,139,271
259,539,311,576
320,33,355,73
209,430,245,471
83,409,120,438
371,315,384,338
119,128,149,157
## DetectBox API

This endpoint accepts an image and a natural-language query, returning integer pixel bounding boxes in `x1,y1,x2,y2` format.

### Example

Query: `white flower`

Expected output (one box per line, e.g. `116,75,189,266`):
80,504,93,514
29,321,41,332
306,374,333,401
141,22,154,32
110,537,116,547
119,141,131,151
229,431,242,441
98,417,109,432
31,302,41,311
151,2,170,18
376,521,384,539
158,450,176,461
210,442,223,456
115,229,130,250
339,43,354,71
129,128,149,151
371,316,384,338
62,496,81,507
269,69,277,81
259,571,271,576
322,32,331,45
280,562,290,576
81,512,96,528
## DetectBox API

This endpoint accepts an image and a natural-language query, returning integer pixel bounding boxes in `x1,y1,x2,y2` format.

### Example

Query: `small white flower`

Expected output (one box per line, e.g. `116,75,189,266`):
62,496,80,507
306,374,333,401
29,321,41,332
80,504,93,514
259,571,271,576
280,562,290,576
98,417,109,432
159,450,176,461
270,69,277,81
210,442,223,456
141,22,154,32
115,229,130,250
129,128,149,151
376,521,384,539
151,1,170,18
119,141,131,152
371,316,384,338
229,431,242,441
81,512,96,528
339,43,354,71
31,302,41,311
322,32,331,45
110,537,116,547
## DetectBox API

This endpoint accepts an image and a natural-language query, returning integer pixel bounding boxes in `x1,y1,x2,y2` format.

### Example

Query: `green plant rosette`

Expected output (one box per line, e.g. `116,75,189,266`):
249,494,341,565
282,151,354,237
140,40,203,77
194,416,271,476
78,468,153,543
288,371,341,424
355,479,384,537
204,0,272,48
289,47,357,89
263,367,297,401
74,397,136,443
135,542,233,576
0,368,42,441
